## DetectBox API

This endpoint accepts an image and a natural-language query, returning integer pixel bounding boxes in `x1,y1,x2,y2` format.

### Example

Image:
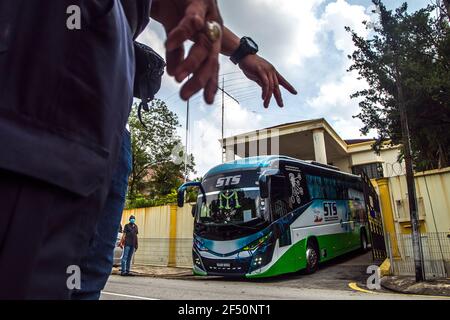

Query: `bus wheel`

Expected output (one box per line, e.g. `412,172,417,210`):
360,230,368,252
305,241,319,274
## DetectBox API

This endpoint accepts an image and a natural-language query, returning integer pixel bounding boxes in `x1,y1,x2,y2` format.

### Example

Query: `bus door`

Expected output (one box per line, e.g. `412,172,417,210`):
269,174,292,248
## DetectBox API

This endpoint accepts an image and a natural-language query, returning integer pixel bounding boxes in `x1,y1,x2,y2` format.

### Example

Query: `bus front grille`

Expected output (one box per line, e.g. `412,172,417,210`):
201,257,251,275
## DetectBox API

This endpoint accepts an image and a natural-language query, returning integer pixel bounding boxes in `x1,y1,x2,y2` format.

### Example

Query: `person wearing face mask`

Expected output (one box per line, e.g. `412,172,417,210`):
120,215,139,276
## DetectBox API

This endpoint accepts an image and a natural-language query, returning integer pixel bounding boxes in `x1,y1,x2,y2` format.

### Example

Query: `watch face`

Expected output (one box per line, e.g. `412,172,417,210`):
244,37,258,52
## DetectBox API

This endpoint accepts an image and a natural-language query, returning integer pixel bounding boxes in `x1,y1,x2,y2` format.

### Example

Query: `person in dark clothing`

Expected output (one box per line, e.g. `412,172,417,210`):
120,215,139,276
0,0,223,300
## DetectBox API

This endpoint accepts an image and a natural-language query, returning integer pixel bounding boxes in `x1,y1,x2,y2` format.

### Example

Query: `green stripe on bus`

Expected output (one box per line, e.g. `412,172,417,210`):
246,231,362,278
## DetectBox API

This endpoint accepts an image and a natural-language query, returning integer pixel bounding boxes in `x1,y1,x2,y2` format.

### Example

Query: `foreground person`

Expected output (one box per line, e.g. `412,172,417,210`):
0,0,223,299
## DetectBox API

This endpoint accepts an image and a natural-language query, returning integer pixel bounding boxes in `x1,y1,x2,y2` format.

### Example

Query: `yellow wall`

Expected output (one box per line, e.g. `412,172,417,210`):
122,206,171,238
122,205,194,239
121,204,194,267
386,167,450,234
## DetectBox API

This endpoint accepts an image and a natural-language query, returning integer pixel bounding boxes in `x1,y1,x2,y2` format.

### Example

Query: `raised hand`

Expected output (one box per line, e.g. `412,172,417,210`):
238,55,298,108
151,0,224,104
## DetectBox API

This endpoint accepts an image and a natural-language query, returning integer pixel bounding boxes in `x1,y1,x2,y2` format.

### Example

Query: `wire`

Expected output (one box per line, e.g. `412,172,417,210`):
218,71,242,77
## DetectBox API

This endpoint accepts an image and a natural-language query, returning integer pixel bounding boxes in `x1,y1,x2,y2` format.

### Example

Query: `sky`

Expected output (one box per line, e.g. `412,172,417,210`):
137,0,431,177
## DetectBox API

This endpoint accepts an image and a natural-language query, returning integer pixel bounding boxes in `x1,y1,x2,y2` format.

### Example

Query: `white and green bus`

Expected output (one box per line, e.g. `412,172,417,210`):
177,156,370,278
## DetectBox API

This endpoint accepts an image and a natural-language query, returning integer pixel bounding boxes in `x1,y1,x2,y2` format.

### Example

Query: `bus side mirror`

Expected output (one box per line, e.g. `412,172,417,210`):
191,204,197,217
177,181,206,208
259,175,270,198
177,189,185,208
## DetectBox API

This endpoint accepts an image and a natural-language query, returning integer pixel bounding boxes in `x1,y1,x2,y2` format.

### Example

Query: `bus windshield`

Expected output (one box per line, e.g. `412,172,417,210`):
196,188,267,226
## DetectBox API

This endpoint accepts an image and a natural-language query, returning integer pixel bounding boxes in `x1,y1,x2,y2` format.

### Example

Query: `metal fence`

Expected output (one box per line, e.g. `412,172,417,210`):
387,232,450,279
133,238,193,268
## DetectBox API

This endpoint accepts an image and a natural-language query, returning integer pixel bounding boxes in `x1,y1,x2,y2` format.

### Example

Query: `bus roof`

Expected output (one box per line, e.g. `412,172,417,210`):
204,155,361,180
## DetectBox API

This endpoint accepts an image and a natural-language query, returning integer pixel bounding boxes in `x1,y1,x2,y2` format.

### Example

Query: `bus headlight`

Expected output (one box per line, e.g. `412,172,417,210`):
249,249,272,272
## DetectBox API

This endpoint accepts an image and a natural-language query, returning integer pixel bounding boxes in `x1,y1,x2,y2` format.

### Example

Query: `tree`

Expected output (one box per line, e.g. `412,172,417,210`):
347,1,450,170
127,99,196,205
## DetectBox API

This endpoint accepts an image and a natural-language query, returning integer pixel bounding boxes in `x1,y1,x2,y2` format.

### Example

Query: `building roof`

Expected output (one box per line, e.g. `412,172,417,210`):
258,119,324,131
344,139,373,145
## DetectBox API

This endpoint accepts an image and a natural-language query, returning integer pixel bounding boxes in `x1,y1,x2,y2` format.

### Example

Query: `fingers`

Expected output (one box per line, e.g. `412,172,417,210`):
180,55,219,103
174,37,210,82
166,2,206,52
166,47,185,77
257,68,270,101
277,72,298,95
165,0,223,103
204,63,219,104
273,73,284,107
263,74,274,108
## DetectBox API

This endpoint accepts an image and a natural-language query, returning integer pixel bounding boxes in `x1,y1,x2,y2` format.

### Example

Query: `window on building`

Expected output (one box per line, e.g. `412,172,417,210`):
352,162,384,179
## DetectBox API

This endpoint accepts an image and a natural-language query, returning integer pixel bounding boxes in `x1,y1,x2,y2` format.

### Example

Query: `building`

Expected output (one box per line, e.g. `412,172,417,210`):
219,118,450,277
220,118,405,179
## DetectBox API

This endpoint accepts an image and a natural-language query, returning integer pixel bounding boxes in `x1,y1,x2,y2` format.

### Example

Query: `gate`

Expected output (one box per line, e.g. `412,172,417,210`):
361,172,387,261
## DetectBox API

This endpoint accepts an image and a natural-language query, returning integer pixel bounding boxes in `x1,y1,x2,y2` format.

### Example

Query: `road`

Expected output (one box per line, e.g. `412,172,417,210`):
101,252,446,300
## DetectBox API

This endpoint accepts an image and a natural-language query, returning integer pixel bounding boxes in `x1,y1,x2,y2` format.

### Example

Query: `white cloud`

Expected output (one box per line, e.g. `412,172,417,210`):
304,0,376,139
319,0,370,55
219,0,325,68
189,99,263,176
307,71,370,139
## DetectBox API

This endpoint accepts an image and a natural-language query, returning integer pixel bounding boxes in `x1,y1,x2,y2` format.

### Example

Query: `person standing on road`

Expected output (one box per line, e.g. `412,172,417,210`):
121,215,139,276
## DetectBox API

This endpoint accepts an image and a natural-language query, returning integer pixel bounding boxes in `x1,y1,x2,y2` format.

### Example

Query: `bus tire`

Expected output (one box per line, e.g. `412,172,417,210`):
360,229,368,252
305,241,319,274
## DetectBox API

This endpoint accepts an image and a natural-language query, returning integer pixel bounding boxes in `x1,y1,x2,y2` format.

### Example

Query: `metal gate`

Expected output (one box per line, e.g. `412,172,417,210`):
361,172,387,261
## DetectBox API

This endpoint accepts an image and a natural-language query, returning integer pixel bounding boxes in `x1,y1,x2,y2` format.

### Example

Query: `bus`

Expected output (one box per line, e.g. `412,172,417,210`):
177,156,370,278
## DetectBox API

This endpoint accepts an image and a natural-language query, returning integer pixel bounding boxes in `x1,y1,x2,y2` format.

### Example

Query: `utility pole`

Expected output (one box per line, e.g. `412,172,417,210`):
218,76,240,163
221,76,225,159
184,76,190,183
394,57,425,282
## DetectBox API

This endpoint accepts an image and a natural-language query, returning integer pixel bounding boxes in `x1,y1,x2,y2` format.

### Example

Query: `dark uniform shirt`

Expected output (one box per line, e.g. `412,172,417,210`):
123,223,139,248
121,0,152,39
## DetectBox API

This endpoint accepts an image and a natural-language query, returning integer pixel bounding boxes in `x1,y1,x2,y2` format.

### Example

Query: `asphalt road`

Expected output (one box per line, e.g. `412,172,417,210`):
101,251,445,300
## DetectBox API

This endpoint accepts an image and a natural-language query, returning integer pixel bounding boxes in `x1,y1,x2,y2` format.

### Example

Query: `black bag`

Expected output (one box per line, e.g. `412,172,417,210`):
133,41,166,127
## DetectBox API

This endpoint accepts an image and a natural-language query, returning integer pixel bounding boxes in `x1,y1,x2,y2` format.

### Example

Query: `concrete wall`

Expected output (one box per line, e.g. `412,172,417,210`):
350,147,405,178
333,157,351,173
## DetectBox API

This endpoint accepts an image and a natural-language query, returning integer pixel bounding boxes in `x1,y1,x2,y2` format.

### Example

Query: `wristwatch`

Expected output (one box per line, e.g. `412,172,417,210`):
230,37,259,65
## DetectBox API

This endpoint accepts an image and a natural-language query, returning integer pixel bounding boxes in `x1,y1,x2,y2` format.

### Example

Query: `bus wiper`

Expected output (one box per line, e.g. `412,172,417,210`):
222,221,258,230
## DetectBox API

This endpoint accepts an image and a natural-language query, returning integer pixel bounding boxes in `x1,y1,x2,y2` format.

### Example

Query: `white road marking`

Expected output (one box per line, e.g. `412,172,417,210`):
101,291,160,300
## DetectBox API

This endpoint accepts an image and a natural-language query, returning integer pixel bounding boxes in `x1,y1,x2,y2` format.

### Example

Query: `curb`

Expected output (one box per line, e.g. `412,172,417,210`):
381,276,450,298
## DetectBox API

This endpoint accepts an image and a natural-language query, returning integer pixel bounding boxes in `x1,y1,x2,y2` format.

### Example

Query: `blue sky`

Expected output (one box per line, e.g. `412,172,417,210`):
138,0,431,176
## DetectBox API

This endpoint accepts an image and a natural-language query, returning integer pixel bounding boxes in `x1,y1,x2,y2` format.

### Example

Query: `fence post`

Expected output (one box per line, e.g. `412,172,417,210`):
168,205,178,267
386,233,394,275
376,178,400,257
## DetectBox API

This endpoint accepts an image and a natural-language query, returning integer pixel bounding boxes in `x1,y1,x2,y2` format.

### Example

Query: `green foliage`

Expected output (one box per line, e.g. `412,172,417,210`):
126,99,196,208
347,1,450,170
